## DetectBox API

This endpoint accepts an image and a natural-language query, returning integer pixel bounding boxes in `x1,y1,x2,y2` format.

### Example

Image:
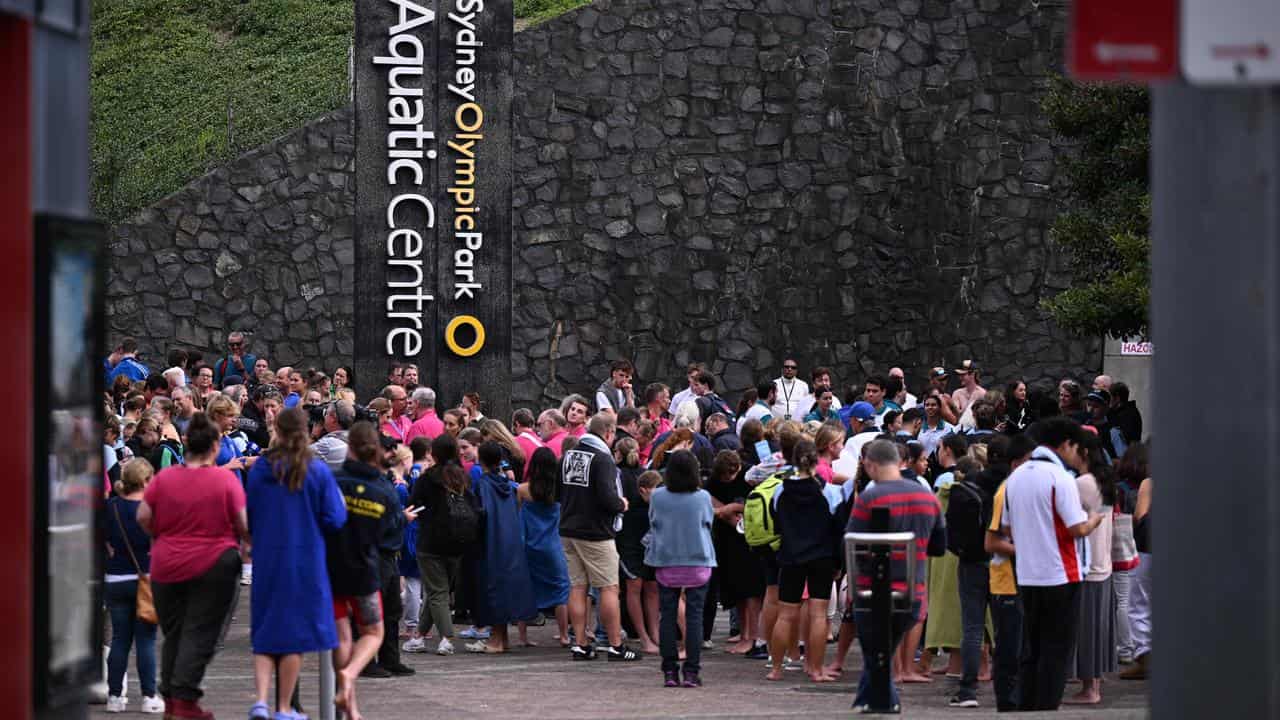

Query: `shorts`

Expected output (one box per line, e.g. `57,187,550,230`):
779,558,836,604
618,543,654,582
757,547,781,587
333,592,383,628
561,537,620,588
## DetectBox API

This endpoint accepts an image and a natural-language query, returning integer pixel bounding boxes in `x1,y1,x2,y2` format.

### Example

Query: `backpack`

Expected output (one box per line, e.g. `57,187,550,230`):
743,471,788,551
945,480,991,562
428,489,482,556
697,393,736,425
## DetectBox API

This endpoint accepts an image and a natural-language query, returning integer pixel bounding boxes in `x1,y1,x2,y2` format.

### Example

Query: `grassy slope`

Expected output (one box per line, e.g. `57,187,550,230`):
92,0,589,224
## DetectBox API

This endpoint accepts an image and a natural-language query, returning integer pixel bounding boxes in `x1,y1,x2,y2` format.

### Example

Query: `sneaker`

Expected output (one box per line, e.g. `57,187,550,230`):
459,626,491,640
240,565,252,586
744,642,769,659
605,644,641,662
140,696,165,714
105,695,127,713
435,637,455,656
571,644,597,661
359,664,392,679
681,670,702,688
385,662,416,676
702,640,714,650
948,694,979,708
248,700,271,719
402,637,427,653
663,670,680,687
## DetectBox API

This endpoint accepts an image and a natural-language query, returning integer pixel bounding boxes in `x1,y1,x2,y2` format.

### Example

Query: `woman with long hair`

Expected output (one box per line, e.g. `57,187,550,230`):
1066,433,1118,705
478,418,527,482
517,447,572,646
244,407,347,720
406,434,471,656
137,413,250,719
615,437,660,654
706,449,766,655
1112,442,1147,666
332,366,355,399
1003,380,1029,432
467,442,538,653
649,428,694,470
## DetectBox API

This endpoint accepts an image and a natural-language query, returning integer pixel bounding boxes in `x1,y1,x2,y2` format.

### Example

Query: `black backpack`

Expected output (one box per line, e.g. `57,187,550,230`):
945,480,991,562
428,489,483,556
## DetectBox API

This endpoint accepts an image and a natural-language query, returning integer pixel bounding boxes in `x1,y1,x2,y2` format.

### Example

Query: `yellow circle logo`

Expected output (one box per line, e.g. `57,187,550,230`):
356,485,365,493
444,315,486,357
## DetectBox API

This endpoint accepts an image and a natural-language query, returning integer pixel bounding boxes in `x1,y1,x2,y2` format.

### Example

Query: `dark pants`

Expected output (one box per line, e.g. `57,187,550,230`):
956,561,990,699
702,568,719,642
853,602,921,712
375,553,404,668
106,580,157,697
1017,583,1081,711
990,593,1023,712
152,548,240,701
659,582,707,674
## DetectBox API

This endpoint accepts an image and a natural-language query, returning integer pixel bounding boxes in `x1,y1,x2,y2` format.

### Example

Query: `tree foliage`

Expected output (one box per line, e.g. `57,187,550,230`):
1040,77,1151,339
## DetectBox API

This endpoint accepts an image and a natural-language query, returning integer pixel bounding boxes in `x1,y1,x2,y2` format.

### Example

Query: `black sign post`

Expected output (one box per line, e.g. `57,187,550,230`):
353,0,512,417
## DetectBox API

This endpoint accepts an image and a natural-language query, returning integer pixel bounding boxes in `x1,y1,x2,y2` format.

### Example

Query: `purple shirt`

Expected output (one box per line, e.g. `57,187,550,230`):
655,566,712,589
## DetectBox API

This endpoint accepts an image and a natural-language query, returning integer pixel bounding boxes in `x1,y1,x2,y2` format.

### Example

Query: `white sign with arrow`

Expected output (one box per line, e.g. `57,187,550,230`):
1182,0,1280,84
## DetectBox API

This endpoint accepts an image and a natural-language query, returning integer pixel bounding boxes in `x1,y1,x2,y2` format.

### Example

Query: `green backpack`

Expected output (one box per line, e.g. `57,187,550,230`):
743,471,789,551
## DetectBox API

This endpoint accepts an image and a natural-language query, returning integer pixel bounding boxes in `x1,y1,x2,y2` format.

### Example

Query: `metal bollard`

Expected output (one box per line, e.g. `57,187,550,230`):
844,508,921,713
318,650,336,720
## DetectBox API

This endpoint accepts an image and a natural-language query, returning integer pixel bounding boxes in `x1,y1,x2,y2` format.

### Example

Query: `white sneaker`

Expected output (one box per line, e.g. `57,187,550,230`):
240,565,253,586
402,637,427,653
105,695,127,713
436,637,454,656
140,696,165,714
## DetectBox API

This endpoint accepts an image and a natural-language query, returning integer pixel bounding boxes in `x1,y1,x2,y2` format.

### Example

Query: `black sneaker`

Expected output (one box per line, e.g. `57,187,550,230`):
571,644,597,661
605,644,641,661
948,693,979,708
384,663,416,677
744,642,769,660
359,664,392,679
681,670,702,687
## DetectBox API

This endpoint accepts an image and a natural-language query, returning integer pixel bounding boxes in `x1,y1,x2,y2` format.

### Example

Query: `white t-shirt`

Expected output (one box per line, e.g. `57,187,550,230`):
832,431,880,479
918,420,955,455
736,401,774,434
669,387,697,417
1001,447,1089,587
771,377,810,421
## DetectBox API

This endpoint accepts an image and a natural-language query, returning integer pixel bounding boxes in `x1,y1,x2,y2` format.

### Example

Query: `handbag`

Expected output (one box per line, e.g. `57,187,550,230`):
113,501,158,624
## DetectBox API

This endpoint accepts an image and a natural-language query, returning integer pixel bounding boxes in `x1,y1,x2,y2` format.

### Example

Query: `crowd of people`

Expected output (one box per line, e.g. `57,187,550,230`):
99,330,1152,717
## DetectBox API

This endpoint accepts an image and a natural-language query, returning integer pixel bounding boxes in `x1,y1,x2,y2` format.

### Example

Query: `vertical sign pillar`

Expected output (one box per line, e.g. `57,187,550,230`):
436,0,513,421
354,0,512,413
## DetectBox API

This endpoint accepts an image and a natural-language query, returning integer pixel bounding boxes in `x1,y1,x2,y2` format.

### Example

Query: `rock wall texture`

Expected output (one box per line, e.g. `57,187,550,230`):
108,0,1100,407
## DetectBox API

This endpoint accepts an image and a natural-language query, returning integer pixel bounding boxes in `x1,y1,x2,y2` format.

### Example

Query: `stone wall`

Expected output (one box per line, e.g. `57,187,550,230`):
108,0,1099,407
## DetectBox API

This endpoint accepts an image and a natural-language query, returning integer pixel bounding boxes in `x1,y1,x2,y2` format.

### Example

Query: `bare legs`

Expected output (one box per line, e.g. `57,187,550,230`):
626,579,658,653
767,602,800,681
1065,677,1102,704
334,617,383,720
253,654,301,715
804,600,834,682
729,597,763,653
568,585,590,648
554,605,570,646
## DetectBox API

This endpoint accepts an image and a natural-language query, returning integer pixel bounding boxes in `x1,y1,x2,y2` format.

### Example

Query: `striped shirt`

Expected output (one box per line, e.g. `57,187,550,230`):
846,477,946,596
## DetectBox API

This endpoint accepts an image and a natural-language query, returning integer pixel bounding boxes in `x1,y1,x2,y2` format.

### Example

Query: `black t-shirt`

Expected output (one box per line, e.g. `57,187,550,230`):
616,465,649,552
326,460,398,597
706,474,750,541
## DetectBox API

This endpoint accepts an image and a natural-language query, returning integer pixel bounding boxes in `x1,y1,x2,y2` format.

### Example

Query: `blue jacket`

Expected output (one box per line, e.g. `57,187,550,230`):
213,353,258,386
107,356,150,384
644,487,717,568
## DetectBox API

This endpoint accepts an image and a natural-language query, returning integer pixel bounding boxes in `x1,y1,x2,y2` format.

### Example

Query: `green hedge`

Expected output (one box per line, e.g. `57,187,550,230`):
92,0,591,224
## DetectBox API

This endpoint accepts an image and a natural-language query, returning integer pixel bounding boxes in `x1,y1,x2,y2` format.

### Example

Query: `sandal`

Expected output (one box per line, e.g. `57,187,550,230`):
465,640,504,654
249,701,270,720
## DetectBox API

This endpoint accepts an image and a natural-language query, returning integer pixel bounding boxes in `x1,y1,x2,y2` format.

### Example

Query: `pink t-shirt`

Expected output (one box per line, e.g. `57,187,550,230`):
406,410,444,443
143,465,246,583
656,566,712,589
381,415,412,442
817,457,835,484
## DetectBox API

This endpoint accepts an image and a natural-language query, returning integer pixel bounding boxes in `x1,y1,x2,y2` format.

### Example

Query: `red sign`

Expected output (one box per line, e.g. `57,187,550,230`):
1069,0,1179,81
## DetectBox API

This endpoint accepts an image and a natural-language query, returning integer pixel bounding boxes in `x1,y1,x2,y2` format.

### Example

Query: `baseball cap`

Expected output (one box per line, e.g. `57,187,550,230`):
954,359,979,375
930,367,948,379
1086,389,1111,404
849,401,876,422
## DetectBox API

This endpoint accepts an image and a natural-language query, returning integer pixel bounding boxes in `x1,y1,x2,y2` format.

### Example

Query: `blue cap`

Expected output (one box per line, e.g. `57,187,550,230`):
849,401,877,421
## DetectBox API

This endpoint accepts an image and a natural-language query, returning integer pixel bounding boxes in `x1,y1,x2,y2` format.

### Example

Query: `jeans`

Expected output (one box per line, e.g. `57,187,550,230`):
1112,569,1134,659
1017,583,1081,711
152,548,240,701
376,553,404,667
106,580,157,697
852,602,920,712
1129,554,1152,657
956,561,990,699
990,593,1022,712
659,582,707,674
416,553,458,638
402,576,422,631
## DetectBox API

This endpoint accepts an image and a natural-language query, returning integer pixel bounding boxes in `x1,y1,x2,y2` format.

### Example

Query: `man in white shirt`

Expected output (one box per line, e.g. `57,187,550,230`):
738,380,776,434
771,358,810,421
832,401,879,478
1000,417,1103,712
889,367,917,409
668,362,706,417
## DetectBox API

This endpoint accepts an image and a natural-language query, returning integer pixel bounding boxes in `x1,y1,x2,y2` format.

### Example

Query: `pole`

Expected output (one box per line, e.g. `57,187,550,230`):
318,650,336,720
1150,84,1280,719
868,506,892,711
